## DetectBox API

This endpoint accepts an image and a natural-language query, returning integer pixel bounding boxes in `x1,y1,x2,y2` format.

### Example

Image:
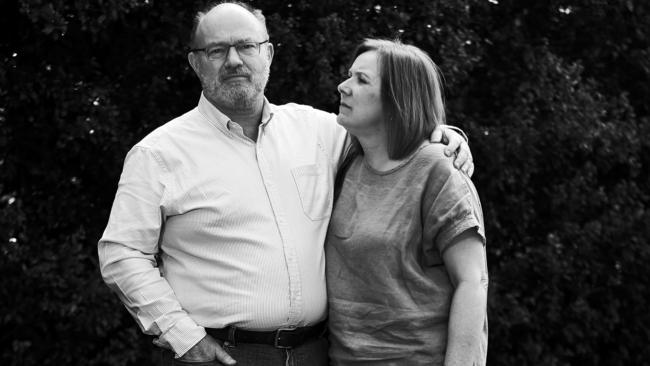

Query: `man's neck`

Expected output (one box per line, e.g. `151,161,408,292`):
207,96,265,141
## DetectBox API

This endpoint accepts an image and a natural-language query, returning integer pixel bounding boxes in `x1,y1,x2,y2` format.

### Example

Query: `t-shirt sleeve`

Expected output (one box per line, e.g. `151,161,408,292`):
423,159,486,256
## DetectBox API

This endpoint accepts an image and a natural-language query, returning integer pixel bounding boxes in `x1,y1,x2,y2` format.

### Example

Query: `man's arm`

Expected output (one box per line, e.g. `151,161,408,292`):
315,109,473,176
98,146,226,360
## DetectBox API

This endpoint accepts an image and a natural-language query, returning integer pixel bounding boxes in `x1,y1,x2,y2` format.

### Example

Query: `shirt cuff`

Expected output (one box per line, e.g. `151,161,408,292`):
160,317,207,357
445,125,469,143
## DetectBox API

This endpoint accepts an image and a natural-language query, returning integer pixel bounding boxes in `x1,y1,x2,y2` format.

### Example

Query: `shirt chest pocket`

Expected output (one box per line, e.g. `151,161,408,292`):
291,163,332,221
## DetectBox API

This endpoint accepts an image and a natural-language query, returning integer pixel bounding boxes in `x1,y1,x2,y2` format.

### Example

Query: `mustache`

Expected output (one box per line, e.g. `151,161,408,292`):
220,67,251,80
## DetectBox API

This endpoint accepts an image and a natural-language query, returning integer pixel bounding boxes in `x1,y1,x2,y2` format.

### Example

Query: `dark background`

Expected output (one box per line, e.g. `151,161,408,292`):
1,0,649,365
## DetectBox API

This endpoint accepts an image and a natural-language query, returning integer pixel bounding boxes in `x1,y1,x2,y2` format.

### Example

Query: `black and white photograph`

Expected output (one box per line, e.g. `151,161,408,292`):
1,1,648,365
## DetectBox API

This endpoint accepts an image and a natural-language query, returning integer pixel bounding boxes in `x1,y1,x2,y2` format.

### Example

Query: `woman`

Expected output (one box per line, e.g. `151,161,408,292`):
326,39,488,365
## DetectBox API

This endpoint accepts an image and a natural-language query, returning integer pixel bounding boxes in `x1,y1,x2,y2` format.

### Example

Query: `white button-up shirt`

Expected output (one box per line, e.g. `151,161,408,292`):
98,94,347,356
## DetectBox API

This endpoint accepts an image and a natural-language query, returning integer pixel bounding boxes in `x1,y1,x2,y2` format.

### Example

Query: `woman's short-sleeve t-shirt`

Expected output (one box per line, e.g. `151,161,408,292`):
326,143,488,365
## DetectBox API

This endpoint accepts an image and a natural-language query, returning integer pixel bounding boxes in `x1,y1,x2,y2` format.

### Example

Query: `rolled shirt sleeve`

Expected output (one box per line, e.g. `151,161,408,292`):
423,157,486,256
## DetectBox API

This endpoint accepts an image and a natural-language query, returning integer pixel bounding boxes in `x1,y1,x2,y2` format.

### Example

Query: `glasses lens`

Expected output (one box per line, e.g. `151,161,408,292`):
206,46,227,60
236,42,259,56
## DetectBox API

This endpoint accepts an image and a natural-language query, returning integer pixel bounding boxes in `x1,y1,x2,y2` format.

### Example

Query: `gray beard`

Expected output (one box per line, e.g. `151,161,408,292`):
218,86,257,109
202,82,254,110
202,68,269,111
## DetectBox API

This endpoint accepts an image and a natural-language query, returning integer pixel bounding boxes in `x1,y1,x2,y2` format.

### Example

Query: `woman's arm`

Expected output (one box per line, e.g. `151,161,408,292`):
442,229,488,366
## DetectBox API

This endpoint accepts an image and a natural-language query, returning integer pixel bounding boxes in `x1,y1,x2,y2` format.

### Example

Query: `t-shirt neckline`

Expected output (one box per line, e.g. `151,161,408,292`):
362,142,431,176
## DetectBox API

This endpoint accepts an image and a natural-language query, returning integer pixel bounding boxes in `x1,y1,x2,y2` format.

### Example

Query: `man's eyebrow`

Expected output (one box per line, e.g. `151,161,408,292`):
203,38,256,46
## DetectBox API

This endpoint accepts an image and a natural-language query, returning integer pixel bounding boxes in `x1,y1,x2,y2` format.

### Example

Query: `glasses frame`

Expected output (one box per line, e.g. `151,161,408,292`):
189,40,270,60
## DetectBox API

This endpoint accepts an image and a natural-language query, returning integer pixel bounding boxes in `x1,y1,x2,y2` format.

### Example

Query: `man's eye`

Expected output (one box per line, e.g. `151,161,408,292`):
238,43,257,50
207,47,226,57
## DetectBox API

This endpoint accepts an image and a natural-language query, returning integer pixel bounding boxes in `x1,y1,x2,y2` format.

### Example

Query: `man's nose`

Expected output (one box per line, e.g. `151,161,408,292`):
224,46,243,67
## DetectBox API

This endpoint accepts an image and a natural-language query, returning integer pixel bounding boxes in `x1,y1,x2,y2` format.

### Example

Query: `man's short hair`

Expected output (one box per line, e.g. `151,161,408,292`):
189,1,268,48
351,39,446,160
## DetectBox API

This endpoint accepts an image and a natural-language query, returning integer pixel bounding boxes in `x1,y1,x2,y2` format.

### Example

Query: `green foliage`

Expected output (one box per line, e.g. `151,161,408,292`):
1,0,648,365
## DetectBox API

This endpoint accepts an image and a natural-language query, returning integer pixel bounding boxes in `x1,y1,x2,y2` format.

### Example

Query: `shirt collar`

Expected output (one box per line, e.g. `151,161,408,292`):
197,92,274,131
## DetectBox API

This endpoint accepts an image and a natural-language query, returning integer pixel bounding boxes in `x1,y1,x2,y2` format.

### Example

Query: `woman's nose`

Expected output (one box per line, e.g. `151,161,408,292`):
338,79,350,95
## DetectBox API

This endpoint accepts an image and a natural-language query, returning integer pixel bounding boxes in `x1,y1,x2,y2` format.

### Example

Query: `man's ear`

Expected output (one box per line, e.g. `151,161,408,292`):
266,42,274,64
188,52,200,75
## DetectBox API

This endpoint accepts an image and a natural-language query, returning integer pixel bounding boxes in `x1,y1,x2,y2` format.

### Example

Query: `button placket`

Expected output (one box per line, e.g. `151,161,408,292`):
255,129,302,326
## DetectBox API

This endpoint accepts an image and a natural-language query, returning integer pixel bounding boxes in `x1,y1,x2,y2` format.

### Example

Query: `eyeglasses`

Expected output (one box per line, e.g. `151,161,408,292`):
189,40,270,60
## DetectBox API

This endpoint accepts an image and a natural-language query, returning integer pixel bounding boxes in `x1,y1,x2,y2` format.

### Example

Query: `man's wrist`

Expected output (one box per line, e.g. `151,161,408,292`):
445,125,469,143
159,318,206,357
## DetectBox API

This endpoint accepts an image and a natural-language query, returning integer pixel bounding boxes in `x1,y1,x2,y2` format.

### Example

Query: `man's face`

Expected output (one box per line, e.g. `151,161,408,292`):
189,5,273,110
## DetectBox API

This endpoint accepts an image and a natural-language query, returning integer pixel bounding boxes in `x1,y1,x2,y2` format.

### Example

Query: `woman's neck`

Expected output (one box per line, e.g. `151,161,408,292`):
357,132,402,172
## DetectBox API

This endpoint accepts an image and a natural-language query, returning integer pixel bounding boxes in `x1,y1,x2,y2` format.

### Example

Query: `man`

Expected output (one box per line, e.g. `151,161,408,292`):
98,2,473,365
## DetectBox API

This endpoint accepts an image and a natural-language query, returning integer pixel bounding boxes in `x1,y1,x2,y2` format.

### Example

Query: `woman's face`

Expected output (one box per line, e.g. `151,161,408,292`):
336,51,384,134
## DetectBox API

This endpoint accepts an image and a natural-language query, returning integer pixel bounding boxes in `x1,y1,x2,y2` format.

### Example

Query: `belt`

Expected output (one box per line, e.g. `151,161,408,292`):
205,321,326,349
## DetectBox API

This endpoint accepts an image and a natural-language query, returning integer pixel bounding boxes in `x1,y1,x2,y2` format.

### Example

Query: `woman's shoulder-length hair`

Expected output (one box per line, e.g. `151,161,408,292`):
352,38,446,160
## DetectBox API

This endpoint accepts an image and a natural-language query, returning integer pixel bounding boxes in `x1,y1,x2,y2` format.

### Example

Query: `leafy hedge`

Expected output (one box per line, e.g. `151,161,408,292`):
1,0,648,365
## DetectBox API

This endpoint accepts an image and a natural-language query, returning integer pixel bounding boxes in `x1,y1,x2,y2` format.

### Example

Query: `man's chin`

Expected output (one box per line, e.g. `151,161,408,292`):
205,85,265,109
220,93,257,109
